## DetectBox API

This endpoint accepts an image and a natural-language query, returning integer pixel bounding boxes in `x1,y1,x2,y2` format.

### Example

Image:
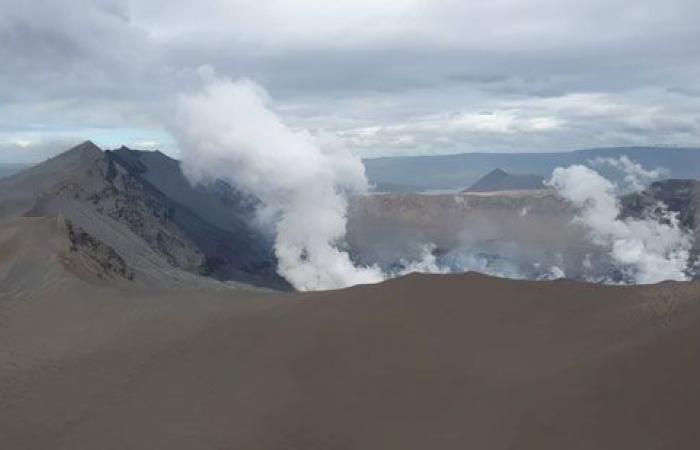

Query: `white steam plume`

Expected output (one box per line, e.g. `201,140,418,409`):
547,164,692,283
396,244,449,276
171,71,384,291
590,155,668,191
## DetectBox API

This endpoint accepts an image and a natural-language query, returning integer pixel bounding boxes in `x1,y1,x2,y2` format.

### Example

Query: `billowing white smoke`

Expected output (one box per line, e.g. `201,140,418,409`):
391,244,565,280
171,71,384,291
396,244,449,276
590,155,668,191
547,164,692,283
170,74,692,287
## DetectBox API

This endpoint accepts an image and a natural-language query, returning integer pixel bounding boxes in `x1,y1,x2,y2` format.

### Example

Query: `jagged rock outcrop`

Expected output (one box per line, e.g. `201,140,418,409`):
622,179,700,278
622,179,700,231
0,141,284,289
109,148,277,285
0,216,134,298
65,218,134,282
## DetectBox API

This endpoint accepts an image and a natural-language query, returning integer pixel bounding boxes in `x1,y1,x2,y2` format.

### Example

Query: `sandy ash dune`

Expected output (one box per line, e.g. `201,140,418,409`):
2,269,700,449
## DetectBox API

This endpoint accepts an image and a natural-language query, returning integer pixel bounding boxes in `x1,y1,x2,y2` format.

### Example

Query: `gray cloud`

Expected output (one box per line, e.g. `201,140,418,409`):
1,0,699,161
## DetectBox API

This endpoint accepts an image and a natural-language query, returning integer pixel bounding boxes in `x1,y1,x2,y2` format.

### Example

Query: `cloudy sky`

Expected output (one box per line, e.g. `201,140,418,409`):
1,0,700,162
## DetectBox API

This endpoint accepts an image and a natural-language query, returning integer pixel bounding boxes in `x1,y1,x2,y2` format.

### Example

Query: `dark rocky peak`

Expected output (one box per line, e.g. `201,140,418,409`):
14,140,104,177
66,140,102,158
1,141,286,289
647,179,700,199
465,168,545,192
0,141,108,210
106,146,283,288
622,179,700,230
108,147,148,174
487,168,508,177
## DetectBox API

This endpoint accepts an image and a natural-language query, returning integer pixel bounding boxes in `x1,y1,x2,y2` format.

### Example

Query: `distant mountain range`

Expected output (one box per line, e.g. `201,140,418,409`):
6,146,699,193
464,169,545,192
364,147,700,192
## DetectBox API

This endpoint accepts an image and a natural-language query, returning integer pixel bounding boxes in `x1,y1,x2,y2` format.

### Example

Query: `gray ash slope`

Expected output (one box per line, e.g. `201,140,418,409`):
0,141,286,289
